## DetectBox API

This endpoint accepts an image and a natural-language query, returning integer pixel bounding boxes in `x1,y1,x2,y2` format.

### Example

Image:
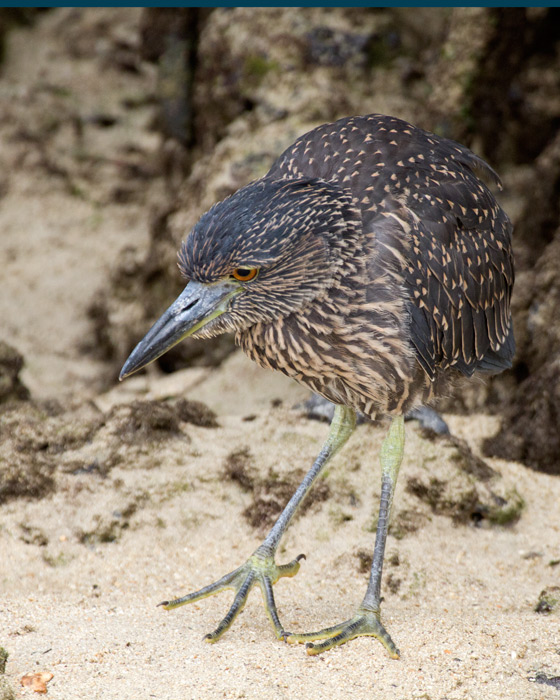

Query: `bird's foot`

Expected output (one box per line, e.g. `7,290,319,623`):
159,548,305,642
285,605,400,657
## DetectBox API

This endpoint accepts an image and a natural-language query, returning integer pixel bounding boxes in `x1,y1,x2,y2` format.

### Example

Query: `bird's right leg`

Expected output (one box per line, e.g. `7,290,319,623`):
286,415,404,656
160,405,357,643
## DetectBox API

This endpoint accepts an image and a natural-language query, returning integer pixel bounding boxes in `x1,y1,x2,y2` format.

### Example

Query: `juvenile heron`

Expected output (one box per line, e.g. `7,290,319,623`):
120,114,514,656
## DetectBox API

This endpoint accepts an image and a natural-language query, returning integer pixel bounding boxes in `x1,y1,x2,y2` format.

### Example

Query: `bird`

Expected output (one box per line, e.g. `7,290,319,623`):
120,113,514,657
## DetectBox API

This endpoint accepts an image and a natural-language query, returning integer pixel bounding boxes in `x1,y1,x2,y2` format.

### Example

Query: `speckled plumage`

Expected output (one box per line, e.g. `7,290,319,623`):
121,113,516,655
178,114,514,418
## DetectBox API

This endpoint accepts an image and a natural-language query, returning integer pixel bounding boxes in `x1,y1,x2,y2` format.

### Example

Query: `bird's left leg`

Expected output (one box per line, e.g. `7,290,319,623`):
286,415,404,657
160,405,357,643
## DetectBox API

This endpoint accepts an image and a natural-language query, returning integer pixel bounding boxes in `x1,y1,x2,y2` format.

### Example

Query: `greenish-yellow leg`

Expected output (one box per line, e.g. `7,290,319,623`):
286,415,404,657
160,405,357,643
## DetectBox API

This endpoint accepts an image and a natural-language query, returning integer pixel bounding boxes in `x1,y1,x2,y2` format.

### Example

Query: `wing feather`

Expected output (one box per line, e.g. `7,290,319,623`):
267,113,515,378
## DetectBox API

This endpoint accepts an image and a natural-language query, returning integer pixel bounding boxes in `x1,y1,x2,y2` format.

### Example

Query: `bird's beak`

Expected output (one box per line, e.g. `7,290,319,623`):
119,279,239,380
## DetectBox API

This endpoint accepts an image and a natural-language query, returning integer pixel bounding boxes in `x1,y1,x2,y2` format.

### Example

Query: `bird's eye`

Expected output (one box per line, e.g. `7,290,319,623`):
231,268,259,282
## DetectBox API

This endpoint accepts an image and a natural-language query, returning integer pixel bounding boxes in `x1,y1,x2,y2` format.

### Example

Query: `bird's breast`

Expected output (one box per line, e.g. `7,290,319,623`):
236,287,426,418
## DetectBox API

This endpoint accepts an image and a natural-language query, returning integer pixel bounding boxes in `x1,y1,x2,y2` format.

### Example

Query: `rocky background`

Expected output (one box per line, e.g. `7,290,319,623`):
2,7,560,472
1,9,559,700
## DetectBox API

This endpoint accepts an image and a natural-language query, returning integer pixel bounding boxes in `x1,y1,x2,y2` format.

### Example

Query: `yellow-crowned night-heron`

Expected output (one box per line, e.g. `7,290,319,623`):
120,114,514,656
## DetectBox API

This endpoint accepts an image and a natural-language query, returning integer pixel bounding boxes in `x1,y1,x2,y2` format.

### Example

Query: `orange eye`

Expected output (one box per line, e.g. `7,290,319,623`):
231,267,259,282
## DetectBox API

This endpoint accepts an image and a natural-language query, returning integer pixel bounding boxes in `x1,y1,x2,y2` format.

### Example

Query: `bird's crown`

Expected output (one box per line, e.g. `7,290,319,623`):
178,177,361,284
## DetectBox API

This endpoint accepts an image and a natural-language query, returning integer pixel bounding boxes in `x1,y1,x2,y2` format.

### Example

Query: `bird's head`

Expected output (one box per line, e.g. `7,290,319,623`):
120,177,361,379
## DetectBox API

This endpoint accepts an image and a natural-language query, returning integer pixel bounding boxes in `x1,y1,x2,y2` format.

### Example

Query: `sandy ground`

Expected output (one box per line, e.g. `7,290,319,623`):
1,364,560,700
1,9,559,700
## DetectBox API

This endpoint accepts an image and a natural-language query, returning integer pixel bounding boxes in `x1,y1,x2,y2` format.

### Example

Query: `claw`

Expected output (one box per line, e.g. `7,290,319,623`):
159,551,306,642
285,605,400,658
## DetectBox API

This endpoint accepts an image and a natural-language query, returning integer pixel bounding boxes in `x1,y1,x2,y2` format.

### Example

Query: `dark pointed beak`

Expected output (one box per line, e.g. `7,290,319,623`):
119,279,239,380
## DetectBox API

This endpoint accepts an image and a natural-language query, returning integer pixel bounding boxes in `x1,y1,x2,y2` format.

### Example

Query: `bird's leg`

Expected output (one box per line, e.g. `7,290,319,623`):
161,405,357,643
286,415,404,657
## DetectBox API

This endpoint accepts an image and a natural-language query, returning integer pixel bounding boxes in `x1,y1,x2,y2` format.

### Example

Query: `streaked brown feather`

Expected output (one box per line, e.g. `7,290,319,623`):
182,113,514,417
267,114,514,384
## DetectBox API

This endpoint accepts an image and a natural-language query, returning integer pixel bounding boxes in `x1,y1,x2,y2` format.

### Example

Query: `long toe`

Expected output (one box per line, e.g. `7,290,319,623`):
161,550,306,643
286,606,400,658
